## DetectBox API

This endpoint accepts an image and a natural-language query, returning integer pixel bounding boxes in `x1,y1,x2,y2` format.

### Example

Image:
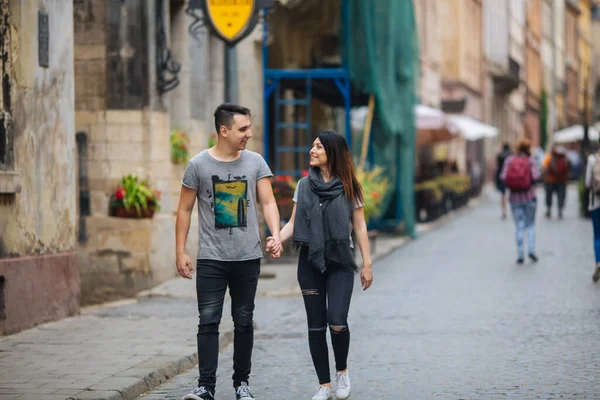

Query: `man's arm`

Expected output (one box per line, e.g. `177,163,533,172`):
175,185,198,278
257,177,282,258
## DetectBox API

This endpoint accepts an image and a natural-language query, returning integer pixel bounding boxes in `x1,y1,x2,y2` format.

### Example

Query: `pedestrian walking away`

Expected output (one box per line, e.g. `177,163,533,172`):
495,142,512,220
267,131,374,400
542,144,570,219
585,138,600,283
175,103,283,400
500,138,541,264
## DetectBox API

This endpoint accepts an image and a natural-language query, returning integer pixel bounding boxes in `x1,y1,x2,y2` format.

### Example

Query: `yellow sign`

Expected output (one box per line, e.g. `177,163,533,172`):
205,0,256,45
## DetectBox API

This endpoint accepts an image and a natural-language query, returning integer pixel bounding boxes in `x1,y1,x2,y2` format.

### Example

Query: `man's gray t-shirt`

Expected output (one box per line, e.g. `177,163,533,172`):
292,177,364,247
182,149,273,261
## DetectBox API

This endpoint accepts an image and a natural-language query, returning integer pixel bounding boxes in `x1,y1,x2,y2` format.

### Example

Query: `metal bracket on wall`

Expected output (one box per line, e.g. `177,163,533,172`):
156,0,181,94
185,4,208,45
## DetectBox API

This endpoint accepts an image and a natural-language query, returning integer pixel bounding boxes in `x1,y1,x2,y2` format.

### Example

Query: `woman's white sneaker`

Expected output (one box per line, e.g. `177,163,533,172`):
335,371,351,399
311,385,332,400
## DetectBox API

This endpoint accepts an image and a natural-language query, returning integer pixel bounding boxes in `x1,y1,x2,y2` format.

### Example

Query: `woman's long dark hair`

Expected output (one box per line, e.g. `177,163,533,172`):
316,131,364,204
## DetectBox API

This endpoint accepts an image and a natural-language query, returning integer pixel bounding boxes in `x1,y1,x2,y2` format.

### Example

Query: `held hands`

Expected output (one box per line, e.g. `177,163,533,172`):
360,262,373,291
176,252,194,279
266,236,283,259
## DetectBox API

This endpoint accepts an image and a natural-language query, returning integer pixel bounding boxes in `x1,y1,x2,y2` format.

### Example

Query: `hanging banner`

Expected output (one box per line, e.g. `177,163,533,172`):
204,0,256,45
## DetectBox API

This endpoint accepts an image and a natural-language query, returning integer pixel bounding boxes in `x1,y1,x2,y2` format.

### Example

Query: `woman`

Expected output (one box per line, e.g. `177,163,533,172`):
500,138,540,264
267,131,373,400
584,141,600,282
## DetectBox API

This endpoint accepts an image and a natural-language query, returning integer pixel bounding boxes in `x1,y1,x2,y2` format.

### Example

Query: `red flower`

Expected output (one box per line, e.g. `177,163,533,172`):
302,170,309,177
115,188,126,200
372,191,379,199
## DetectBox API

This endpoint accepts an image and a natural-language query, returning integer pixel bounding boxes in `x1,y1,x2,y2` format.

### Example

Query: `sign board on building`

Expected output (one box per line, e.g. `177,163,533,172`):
204,0,256,46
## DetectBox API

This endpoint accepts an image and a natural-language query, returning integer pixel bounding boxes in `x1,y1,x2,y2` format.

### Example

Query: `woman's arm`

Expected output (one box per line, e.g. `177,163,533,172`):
352,206,373,290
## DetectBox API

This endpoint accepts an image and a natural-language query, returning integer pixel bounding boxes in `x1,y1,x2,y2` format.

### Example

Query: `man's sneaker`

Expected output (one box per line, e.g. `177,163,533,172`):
182,386,215,400
335,371,351,399
593,263,600,283
235,382,255,400
311,385,332,400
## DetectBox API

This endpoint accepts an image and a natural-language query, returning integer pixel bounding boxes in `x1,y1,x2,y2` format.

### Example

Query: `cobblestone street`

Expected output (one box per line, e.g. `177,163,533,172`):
140,187,600,399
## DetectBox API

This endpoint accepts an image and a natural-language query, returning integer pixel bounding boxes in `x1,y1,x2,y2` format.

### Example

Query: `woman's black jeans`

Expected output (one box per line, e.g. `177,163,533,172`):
297,246,355,384
196,258,260,393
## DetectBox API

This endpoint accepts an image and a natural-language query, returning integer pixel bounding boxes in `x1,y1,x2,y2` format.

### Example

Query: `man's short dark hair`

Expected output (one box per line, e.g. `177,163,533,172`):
214,103,251,133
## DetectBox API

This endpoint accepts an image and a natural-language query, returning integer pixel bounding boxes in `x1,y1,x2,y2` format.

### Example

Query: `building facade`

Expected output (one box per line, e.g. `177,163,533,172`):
74,0,264,305
541,0,556,141
554,0,568,130
565,0,580,124
525,0,543,145
484,0,521,167
593,2,600,123
439,0,484,174
578,0,594,127
0,0,78,335
415,0,442,108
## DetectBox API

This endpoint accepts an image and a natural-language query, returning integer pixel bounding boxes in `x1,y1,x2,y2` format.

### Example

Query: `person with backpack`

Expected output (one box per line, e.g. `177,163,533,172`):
584,141,600,282
495,143,512,219
500,138,541,264
542,145,571,219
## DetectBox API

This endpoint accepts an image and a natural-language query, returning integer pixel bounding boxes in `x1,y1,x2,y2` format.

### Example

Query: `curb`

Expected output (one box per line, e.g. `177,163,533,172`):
73,331,234,400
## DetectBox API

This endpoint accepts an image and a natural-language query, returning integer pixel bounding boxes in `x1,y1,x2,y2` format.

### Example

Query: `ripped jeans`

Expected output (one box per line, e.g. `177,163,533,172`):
298,246,355,384
196,258,260,392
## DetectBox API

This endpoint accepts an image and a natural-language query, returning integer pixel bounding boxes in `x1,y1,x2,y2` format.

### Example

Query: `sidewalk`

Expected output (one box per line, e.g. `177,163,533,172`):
0,191,488,400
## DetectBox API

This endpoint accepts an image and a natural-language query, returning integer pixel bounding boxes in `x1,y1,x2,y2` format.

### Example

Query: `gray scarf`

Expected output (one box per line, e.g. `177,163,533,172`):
293,167,357,273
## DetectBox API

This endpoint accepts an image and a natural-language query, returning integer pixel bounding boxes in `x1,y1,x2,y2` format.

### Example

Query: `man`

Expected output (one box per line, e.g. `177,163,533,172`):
176,103,283,400
495,143,512,219
542,145,570,219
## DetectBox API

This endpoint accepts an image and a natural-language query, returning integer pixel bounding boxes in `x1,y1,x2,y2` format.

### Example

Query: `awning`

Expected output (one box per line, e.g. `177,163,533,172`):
553,124,600,143
352,106,498,143
446,115,498,141
352,104,447,131
415,104,446,130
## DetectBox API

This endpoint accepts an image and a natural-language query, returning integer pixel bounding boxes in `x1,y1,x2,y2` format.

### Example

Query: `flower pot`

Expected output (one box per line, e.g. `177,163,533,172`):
113,206,155,219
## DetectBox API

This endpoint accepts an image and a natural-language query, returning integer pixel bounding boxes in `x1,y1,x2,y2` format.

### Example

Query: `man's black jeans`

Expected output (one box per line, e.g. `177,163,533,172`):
297,246,355,384
196,258,260,392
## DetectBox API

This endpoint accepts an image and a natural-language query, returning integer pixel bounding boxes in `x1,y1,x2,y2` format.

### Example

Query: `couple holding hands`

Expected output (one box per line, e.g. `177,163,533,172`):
176,103,373,400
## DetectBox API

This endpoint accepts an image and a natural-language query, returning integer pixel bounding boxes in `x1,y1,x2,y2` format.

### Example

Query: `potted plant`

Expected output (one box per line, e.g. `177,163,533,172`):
356,166,390,226
170,130,190,165
414,179,444,222
110,175,161,218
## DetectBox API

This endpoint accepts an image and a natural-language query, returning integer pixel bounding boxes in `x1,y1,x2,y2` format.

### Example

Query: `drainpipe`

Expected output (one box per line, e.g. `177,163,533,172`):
75,132,90,244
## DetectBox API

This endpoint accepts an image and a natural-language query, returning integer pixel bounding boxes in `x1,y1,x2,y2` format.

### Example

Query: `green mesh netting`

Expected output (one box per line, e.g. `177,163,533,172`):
343,0,419,237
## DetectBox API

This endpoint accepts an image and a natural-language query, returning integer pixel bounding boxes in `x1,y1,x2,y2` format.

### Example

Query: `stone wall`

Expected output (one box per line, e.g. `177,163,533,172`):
0,0,78,334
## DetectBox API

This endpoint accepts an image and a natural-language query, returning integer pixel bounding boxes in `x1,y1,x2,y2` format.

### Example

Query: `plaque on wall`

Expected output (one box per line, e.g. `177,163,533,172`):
38,10,49,68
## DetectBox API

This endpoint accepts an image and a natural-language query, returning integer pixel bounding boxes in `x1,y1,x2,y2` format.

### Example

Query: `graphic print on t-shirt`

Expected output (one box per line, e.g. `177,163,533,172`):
212,175,248,229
